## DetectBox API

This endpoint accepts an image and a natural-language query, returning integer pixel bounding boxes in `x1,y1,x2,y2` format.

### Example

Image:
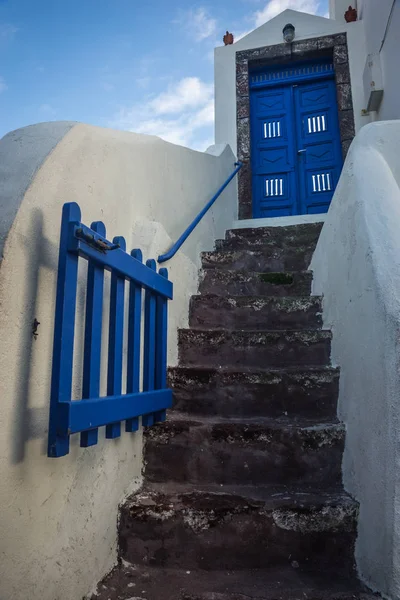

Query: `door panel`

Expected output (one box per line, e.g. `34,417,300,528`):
250,86,297,218
250,66,343,218
305,143,335,164
254,92,286,112
294,79,342,215
258,147,291,170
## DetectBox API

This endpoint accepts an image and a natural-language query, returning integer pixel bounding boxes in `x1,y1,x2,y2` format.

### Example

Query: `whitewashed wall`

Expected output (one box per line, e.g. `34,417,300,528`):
331,0,400,122
214,9,369,155
0,122,237,600
361,0,400,121
329,0,353,22
311,120,400,598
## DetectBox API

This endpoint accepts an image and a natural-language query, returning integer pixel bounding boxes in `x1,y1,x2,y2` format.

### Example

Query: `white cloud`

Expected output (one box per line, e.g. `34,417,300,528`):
109,76,214,151
191,98,214,128
0,76,7,93
176,7,217,41
149,77,213,114
254,0,320,26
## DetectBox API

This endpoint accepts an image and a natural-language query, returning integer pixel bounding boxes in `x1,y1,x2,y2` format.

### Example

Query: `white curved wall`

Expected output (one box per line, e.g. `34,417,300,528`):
0,122,237,600
311,120,400,598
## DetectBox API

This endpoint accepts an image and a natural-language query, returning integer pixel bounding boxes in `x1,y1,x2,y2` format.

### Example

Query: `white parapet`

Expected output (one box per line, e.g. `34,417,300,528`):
0,122,237,600
311,120,400,599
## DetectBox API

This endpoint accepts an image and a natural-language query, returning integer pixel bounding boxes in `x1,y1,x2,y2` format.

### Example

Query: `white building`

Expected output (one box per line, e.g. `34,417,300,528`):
0,1,399,599
215,0,397,220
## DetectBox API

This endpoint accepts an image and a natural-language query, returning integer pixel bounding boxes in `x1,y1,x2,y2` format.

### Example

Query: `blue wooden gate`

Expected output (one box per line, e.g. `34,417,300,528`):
48,202,173,458
250,61,343,217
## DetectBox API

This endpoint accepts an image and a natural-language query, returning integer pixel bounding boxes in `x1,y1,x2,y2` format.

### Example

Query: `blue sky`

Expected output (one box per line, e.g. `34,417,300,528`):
0,0,328,150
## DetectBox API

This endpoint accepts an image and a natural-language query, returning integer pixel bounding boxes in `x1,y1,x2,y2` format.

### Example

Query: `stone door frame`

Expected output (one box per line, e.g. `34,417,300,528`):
236,33,355,220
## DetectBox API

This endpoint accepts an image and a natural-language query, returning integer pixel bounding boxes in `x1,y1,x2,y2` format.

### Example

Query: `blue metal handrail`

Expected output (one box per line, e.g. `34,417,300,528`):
158,161,243,263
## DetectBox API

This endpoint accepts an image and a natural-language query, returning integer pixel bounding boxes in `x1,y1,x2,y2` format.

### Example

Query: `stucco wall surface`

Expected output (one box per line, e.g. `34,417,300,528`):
311,120,400,598
0,122,76,258
361,0,400,122
0,122,237,600
215,9,369,155
329,0,352,22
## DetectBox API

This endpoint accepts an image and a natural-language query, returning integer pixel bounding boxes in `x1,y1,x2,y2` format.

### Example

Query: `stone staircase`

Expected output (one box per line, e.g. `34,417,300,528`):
93,222,374,600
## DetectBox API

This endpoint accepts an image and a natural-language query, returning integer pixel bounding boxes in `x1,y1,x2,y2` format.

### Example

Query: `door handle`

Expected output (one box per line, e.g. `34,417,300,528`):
297,149,307,154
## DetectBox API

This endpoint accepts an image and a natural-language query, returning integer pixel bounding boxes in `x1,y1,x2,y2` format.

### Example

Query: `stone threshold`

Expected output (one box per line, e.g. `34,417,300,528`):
231,214,327,229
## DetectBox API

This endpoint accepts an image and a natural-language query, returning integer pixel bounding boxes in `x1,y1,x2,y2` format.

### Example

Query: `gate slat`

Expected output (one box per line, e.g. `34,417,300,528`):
154,267,169,423
48,202,80,458
126,249,143,433
80,221,106,447
106,236,126,439
142,259,157,427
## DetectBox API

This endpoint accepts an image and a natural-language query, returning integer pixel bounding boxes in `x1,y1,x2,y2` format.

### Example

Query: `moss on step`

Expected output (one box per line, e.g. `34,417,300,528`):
257,272,294,285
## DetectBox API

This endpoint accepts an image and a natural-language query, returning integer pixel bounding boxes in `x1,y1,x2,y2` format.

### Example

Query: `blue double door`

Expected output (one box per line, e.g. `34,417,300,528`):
250,74,343,218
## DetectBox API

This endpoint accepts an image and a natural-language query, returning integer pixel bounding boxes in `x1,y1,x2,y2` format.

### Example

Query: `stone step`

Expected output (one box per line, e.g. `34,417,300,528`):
222,222,323,251
215,236,320,254
144,415,344,487
184,593,375,600
118,483,356,573
201,247,314,273
184,594,375,600
189,295,323,331
178,329,332,369
199,269,313,297
168,366,339,420
93,563,373,600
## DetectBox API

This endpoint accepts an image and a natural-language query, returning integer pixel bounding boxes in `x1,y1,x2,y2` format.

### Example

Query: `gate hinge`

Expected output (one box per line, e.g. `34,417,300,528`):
74,227,120,253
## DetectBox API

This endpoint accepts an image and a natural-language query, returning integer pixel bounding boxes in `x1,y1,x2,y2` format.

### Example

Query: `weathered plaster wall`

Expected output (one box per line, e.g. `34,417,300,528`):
0,122,237,600
0,122,76,258
215,9,369,156
361,0,400,122
329,0,352,22
311,120,400,598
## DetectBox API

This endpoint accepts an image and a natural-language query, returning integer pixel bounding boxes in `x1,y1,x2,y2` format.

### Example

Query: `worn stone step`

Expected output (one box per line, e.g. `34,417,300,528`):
199,269,313,297
223,222,323,251
189,295,323,331
178,329,332,369
118,483,356,573
168,366,339,420
93,563,373,600
201,247,315,273
214,235,320,254
184,593,375,600
144,415,344,487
